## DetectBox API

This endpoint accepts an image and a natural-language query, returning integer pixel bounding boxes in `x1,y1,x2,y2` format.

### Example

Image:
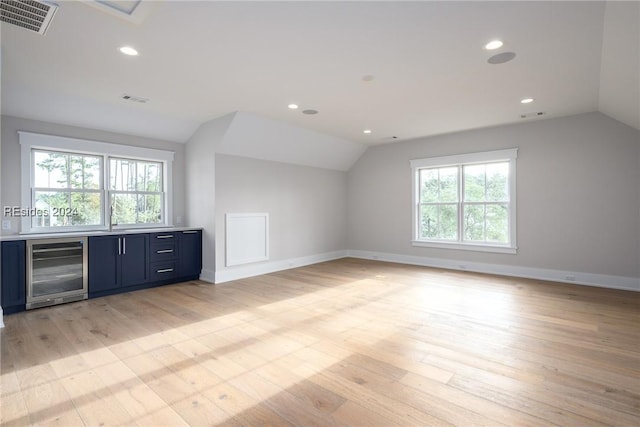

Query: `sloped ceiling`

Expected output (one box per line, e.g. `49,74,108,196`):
222,112,366,171
1,1,638,145
191,111,366,171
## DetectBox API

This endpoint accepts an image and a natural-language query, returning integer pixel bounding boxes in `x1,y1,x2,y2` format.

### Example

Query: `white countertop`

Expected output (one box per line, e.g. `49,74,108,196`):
0,226,203,241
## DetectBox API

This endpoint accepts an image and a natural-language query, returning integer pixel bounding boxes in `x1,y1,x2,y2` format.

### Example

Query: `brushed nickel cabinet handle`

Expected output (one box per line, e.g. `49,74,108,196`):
156,268,174,273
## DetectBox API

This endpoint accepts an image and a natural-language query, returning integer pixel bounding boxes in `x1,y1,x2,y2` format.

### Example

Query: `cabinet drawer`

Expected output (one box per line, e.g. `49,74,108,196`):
150,243,177,262
150,232,176,243
150,261,177,281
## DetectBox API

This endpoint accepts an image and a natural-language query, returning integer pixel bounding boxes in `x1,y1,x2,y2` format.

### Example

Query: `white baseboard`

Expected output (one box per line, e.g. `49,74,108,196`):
347,250,640,292
199,268,216,283
215,250,348,284
206,248,639,292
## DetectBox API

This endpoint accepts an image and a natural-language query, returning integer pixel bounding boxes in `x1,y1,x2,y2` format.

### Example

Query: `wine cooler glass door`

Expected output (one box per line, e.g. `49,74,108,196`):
27,238,88,309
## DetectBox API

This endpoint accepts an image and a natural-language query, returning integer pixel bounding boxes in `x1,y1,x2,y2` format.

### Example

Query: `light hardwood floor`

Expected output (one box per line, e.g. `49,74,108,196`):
1,258,639,426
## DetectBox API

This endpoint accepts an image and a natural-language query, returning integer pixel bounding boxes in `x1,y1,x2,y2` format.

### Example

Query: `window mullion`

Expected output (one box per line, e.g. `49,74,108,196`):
458,165,463,243
482,203,486,243
483,165,488,242
104,155,110,227
65,154,71,216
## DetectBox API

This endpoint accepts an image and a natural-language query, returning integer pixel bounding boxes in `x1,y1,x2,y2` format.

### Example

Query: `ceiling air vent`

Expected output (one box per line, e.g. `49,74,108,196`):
0,0,58,35
520,112,546,119
122,94,149,104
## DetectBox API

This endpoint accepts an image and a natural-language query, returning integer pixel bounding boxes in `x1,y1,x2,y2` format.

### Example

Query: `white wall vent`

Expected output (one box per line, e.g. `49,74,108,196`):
0,0,58,35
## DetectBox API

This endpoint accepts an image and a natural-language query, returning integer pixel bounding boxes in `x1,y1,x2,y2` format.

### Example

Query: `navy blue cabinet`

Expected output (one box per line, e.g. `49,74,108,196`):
1,229,201,311
88,236,119,293
1,241,26,314
120,234,149,286
178,230,202,279
88,234,149,296
149,231,178,282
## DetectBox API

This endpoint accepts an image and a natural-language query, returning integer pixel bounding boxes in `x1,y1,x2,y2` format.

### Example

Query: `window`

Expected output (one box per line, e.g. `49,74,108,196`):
110,158,163,226
32,150,103,228
411,148,517,253
20,132,174,233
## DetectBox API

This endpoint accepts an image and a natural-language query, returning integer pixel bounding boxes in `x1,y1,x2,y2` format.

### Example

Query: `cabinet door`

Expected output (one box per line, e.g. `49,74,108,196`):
178,230,202,278
1,241,26,311
88,236,120,293
120,234,149,286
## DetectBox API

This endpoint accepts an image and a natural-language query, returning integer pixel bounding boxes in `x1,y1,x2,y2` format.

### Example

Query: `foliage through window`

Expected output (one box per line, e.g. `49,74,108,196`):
411,149,517,253
32,150,103,228
110,158,163,225
27,141,170,231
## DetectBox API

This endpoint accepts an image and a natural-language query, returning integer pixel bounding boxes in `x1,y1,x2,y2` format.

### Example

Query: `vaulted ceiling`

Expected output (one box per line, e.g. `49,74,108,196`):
1,1,638,145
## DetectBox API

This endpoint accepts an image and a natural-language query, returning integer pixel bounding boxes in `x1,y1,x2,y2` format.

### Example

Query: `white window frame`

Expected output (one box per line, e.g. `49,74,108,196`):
19,131,174,234
410,148,518,254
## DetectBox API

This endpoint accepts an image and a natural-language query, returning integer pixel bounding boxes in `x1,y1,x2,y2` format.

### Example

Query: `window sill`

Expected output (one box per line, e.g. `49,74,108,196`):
25,226,106,234
412,240,517,254
24,224,171,235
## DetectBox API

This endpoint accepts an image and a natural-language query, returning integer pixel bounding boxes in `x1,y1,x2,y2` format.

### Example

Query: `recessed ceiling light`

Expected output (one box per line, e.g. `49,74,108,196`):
520,98,534,104
484,40,504,50
287,103,299,110
363,129,372,134
119,46,139,56
302,109,318,115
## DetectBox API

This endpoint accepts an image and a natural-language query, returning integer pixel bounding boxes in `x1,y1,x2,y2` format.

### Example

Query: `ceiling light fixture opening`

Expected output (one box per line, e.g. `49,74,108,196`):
302,109,318,115
119,46,139,56
520,98,534,104
484,40,504,50
288,104,299,110
363,129,372,134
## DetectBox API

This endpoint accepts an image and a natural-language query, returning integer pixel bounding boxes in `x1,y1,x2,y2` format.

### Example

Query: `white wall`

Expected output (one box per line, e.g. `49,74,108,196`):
185,111,363,282
598,1,640,130
215,154,348,282
348,112,640,287
0,115,186,236
184,113,235,282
